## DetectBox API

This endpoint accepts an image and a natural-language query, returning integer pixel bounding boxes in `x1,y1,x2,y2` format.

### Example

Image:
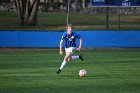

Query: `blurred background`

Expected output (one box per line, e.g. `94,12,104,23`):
0,1,140,93
0,0,140,30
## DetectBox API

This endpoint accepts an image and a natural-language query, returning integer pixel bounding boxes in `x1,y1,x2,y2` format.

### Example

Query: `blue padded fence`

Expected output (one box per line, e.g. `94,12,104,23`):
0,30,140,48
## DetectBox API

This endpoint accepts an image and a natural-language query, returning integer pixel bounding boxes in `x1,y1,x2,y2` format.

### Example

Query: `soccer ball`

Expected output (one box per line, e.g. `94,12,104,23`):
79,69,87,77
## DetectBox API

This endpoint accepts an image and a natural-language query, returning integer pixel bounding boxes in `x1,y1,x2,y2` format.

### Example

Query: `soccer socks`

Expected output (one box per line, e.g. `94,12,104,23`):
60,56,80,70
79,54,84,61
71,56,79,60
60,61,67,70
59,56,79,71
57,61,67,74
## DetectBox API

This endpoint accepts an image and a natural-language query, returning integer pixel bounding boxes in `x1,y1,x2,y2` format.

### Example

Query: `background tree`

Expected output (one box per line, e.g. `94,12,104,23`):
14,0,40,25
75,0,79,13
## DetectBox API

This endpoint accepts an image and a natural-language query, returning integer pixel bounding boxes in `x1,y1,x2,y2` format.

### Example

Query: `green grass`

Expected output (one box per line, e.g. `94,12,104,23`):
0,11,140,30
0,49,140,93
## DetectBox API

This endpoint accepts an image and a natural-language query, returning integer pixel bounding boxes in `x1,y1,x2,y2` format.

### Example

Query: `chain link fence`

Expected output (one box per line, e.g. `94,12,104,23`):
0,1,140,30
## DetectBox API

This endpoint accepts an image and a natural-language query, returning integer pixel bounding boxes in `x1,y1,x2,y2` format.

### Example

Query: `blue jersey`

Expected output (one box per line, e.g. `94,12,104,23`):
61,32,81,48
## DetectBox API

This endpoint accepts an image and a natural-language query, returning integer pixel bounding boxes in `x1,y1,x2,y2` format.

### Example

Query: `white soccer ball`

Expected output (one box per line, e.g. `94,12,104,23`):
79,69,87,77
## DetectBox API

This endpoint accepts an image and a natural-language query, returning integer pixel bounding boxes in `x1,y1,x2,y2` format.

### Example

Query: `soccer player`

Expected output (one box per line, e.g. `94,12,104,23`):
56,24,84,74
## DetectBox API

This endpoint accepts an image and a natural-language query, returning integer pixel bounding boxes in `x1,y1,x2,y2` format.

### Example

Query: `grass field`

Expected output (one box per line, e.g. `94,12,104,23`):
0,49,140,93
0,11,140,30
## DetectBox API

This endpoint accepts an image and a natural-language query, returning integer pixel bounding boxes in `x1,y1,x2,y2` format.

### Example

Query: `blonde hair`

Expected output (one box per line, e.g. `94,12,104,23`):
66,24,73,29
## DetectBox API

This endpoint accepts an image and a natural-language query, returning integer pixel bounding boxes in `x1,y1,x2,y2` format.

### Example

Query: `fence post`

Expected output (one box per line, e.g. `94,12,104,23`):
106,7,110,30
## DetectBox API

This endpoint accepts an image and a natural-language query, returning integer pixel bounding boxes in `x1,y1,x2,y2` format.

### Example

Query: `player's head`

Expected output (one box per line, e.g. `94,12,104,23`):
66,24,73,34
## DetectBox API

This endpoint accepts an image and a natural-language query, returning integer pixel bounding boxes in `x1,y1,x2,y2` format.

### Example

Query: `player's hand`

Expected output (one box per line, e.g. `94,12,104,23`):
59,51,63,55
76,48,81,51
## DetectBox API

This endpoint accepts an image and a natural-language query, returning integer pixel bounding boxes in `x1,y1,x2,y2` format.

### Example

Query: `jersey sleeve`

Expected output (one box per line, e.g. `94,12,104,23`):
61,32,66,40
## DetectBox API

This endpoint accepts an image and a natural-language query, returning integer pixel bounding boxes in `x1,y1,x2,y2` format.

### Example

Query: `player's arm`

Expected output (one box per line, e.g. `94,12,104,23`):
77,38,82,51
79,38,82,49
75,33,82,51
76,33,82,51
59,39,63,55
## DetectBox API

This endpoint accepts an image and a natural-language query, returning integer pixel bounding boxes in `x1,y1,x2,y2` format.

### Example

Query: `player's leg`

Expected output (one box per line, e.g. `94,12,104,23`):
56,47,84,74
60,52,72,70
70,47,84,61
67,53,72,61
66,53,84,61
71,55,79,60
71,54,84,61
56,52,72,74
66,54,84,61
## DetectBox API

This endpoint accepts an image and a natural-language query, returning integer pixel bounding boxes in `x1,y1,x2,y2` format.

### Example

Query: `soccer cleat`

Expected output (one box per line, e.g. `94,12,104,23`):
79,54,84,61
56,69,61,74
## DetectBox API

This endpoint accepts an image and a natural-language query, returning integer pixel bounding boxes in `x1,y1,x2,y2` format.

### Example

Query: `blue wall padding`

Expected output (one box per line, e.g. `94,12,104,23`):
0,30,140,48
